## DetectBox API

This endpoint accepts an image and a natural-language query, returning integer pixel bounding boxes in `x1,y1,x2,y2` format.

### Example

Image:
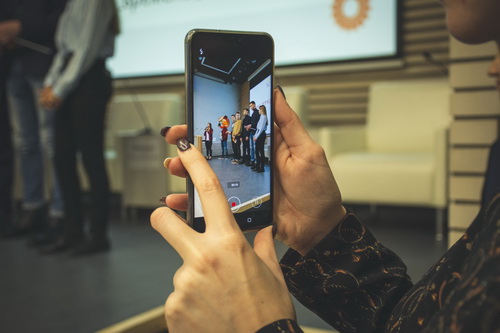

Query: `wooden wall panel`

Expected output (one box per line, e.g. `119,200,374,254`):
449,119,498,145
449,203,481,230
448,38,498,247
449,176,484,202
450,61,497,89
449,148,490,174
451,91,500,117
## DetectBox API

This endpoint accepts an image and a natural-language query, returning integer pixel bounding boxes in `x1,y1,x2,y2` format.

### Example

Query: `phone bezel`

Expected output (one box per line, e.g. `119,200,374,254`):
185,29,275,232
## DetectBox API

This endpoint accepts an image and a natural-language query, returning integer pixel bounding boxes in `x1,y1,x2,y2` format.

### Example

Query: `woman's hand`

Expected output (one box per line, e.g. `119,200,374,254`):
271,87,346,255
151,137,295,332
39,86,62,110
0,20,21,44
162,87,346,255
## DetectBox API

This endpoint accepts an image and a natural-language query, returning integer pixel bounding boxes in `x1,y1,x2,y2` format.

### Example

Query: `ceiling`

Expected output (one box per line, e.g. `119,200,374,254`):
193,56,265,84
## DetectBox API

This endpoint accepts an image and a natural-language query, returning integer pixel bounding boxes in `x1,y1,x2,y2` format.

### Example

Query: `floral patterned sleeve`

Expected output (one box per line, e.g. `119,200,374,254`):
279,213,413,333
256,319,303,333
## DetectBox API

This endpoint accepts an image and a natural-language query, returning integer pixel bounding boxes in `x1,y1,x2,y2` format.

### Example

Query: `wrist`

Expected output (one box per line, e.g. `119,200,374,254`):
294,205,347,256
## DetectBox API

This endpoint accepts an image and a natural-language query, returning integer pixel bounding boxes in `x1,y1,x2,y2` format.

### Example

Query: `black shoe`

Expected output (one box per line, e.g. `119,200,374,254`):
13,206,48,236
27,217,63,247
27,232,56,247
40,239,73,254
70,238,110,256
256,167,264,173
251,165,258,170
245,161,252,166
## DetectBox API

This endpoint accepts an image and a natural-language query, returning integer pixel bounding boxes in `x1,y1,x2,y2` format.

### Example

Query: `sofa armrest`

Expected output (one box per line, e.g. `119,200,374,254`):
313,126,367,158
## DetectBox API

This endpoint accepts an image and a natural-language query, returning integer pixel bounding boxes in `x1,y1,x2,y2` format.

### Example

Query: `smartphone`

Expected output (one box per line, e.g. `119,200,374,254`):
185,29,274,232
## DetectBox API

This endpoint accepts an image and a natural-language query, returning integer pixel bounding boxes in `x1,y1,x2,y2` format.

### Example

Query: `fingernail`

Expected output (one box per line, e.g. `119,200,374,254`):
176,138,191,152
159,196,167,206
272,223,278,239
163,157,172,169
160,126,171,137
275,85,286,100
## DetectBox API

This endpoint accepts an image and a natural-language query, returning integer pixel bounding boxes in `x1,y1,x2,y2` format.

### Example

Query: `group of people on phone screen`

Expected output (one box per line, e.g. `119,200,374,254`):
203,101,268,173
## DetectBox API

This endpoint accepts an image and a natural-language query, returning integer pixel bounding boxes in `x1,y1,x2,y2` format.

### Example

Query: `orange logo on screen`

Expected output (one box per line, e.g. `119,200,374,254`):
332,0,370,30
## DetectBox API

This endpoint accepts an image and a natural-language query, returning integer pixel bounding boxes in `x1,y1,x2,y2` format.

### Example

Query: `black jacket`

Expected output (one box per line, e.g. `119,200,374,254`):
250,108,260,133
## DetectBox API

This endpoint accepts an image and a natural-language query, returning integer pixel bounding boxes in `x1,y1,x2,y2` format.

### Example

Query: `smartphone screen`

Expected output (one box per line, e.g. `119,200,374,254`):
185,29,274,232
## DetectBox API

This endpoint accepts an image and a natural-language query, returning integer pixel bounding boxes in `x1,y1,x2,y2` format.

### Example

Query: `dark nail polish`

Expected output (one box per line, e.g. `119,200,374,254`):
159,196,167,206
272,223,278,239
176,138,191,152
160,126,171,137
275,85,286,100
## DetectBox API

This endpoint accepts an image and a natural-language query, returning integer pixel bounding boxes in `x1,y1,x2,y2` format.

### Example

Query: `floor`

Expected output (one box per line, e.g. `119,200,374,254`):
208,157,270,205
0,201,448,333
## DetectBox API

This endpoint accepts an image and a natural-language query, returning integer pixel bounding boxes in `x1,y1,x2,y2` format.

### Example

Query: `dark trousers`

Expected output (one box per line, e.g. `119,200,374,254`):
205,140,212,157
231,139,236,158
0,77,13,221
255,135,266,169
234,136,241,159
242,135,250,162
54,61,112,242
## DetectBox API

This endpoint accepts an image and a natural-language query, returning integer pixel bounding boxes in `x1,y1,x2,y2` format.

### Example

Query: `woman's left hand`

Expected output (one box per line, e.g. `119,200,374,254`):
150,136,296,332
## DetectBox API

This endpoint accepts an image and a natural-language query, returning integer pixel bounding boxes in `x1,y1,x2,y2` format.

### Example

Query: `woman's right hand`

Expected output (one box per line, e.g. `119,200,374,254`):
270,87,346,254
163,87,346,255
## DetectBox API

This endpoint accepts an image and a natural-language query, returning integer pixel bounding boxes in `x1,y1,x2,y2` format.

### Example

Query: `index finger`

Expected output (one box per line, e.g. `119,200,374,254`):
175,139,235,231
150,207,197,259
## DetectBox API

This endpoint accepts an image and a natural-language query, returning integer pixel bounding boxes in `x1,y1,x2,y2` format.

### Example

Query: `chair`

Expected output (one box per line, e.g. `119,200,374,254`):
324,79,451,240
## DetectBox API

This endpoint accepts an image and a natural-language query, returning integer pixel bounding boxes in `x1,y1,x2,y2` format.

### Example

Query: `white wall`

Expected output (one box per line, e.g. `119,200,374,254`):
194,75,240,140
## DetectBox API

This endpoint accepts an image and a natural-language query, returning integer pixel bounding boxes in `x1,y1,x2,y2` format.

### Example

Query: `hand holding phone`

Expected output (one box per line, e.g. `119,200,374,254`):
151,136,295,332
161,86,347,255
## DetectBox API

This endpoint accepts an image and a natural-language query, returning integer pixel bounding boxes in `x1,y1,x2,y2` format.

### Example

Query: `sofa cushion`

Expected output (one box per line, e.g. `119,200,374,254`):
331,152,436,205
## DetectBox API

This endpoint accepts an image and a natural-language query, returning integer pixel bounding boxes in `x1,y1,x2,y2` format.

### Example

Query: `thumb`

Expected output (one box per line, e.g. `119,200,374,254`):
254,226,286,284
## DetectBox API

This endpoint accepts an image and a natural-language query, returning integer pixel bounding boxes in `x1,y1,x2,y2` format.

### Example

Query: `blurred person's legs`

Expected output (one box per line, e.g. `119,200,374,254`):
235,136,241,161
0,71,14,236
231,138,236,160
249,132,255,164
6,60,64,236
221,140,228,158
253,135,265,172
48,61,111,255
242,137,249,163
205,140,212,158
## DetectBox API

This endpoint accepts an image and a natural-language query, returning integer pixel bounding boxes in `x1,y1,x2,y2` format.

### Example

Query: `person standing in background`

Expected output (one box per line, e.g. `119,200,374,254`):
231,111,242,164
247,101,260,167
0,51,14,236
218,115,229,159
0,1,14,236
203,122,213,160
241,108,251,165
40,0,119,256
229,114,237,161
0,0,67,244
252,105,267,173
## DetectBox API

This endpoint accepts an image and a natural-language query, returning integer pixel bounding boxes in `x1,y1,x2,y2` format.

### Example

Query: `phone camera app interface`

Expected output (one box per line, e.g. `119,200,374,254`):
191,38,272,227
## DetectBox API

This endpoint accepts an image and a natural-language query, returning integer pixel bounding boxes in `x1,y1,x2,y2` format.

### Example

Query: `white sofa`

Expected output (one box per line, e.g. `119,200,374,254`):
319,79,451,240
